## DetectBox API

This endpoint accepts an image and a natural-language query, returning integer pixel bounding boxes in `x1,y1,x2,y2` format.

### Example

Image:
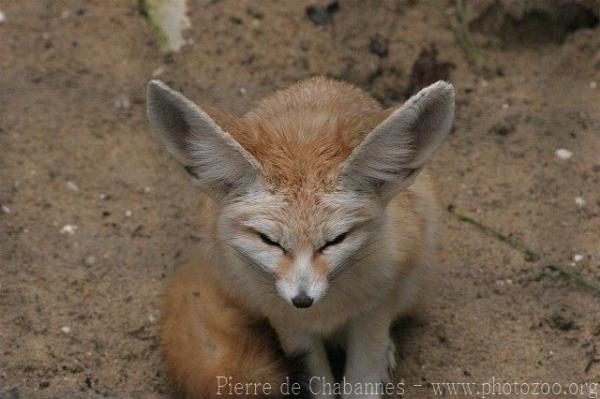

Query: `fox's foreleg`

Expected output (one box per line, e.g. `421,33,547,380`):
272,321,336,399
343,307,396,399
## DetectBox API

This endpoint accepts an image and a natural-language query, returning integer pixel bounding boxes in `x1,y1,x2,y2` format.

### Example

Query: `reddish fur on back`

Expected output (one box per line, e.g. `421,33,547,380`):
161,249,305,398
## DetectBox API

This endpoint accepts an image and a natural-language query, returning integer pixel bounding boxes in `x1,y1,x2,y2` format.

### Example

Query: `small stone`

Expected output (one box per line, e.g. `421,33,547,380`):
1,205,10,214
238,87,247,96
61,326,71,334
306,1,339,26
152,66,165,77
369,34,389,58
590,81,597,89
479,78,489,87
114,95,131,110
488,114,521,136
0,10,6,24
555,148,573,160
61,10,70,19
143,186,152,193
60,225,77,235
573,254,584,263
501,103,509,109
84,255,96,266
66,181,79,192
575,196,586,207
125,210,132,218
551,313,575,331
148,315,156,323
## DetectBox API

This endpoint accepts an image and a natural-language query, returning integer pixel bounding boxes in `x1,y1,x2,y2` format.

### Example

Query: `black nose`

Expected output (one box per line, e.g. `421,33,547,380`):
291,293,313,308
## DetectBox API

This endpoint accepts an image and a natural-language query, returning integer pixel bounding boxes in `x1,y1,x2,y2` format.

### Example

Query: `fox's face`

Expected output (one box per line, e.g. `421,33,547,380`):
218,187,383,308
147,78,454,308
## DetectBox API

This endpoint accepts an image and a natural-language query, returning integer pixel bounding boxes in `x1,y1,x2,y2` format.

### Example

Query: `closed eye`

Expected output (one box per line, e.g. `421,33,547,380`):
318,232,348,252
258,232,285,252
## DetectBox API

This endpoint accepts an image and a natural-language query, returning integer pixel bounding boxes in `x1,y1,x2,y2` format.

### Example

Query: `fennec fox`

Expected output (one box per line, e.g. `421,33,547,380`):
147,77,454,399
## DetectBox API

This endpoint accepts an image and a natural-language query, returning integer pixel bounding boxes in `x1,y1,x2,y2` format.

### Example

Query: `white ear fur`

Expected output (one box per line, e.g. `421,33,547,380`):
340,80,455,200
146,80,261,201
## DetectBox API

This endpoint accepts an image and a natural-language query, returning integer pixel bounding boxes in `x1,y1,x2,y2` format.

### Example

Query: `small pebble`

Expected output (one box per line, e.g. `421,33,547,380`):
1,205,10,214
114,94,131,110
575,196,586,207
238,87,247,96
479,78,489,87
84,255,96,266
152,66,165,77
61,326,71,334
369,34,389,58
0,10,6,24
61,10,70,19
99,193,109,200
573,254,584,263
555,148,573,160
60,224,77,235
501,103,509,109
148,315,156,323
590,81,597,89
143,186,152,193
66,181,79,192
125,210,132,218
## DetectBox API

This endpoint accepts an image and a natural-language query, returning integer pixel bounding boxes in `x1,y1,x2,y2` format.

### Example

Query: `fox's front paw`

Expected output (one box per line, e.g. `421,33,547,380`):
343,339,397,399
385,340,397,383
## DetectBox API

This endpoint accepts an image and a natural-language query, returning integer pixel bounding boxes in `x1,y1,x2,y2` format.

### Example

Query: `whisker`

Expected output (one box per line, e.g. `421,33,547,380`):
227,244,275,281
330,245,381,282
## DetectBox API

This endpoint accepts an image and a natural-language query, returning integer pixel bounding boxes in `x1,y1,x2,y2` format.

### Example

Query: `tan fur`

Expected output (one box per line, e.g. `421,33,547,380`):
161,246,296,399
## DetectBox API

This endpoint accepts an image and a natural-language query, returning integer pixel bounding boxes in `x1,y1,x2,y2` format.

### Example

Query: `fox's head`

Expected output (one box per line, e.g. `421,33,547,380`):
147,78,454,309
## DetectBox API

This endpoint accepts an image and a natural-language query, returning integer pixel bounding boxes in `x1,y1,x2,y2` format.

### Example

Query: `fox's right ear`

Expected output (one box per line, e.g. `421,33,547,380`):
339,81,454,202
146,80,261,201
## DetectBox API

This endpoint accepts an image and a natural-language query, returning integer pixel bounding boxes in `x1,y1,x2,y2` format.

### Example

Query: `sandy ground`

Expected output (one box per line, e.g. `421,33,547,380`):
0,1,599,398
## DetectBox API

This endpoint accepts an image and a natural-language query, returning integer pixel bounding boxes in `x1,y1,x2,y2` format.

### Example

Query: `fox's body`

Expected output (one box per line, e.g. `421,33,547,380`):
149,77,454,399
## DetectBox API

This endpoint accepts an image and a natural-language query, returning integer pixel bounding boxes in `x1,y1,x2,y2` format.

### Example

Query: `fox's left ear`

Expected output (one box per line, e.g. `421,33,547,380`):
146,80,262,202
339,81,454,201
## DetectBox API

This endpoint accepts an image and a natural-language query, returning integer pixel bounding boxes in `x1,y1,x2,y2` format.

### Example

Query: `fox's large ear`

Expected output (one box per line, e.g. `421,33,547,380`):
339,81,454,201
146,80,261,201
